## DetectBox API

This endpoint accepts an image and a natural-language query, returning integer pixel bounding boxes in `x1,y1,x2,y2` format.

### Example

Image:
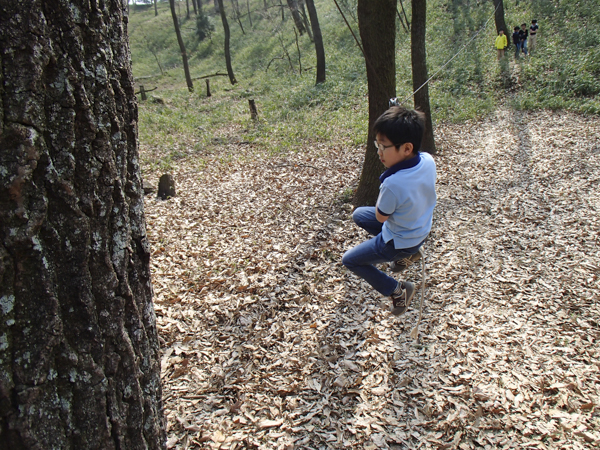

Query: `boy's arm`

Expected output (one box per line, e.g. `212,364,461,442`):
376,209,389,223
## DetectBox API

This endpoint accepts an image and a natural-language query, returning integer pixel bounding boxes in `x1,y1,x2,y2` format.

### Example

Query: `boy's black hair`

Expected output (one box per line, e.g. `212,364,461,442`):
532,19,537,23
514,26,520,31
521,23,527,27
373,106,425,155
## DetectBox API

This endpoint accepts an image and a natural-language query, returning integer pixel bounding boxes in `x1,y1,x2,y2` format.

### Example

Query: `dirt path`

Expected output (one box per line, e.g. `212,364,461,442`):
143,110,600,449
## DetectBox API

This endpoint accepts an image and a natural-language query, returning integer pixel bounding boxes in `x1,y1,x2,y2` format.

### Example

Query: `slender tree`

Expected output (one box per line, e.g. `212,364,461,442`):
170,0,194,91
411,0,436,153
305,0,325,84
155,0,159,16
0,1,166,448
353,0,396,206
217,0,238,84
287,0,306,35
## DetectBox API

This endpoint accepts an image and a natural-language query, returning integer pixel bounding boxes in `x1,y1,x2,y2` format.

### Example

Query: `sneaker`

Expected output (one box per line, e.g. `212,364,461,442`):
390,281,415,316
390,248,422,273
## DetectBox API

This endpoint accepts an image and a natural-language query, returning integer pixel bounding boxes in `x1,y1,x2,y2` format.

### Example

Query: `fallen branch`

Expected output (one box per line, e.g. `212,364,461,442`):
191,72,229,81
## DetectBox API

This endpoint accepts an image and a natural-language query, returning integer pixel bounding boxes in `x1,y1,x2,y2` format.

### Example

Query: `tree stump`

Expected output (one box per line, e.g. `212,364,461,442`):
206,78,211,97
157,174,176,199
139,84,147,101
249,99,258,120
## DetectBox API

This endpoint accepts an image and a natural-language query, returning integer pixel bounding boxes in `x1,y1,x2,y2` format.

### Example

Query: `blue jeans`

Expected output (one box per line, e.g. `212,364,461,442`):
521,39,528,55
514,42,521,58
342,207,423,296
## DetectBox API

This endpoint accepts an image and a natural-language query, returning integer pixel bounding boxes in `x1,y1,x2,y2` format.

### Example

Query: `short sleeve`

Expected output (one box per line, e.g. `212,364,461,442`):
376,183,397,216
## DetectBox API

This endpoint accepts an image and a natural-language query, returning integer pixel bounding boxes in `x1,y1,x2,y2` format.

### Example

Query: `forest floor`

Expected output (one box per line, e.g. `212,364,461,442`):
142,110,600,450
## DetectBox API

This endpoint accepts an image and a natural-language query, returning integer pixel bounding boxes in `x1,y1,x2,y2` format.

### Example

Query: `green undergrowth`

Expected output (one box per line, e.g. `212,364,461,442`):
128,0,599,172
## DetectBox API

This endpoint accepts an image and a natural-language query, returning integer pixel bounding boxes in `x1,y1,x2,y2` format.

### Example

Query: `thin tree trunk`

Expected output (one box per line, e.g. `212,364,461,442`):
399,0,410,30
192,0,198,15
287,0,306,35
305,0,325,84
231,0,245,34
411,0,436,153
353,0,396,206
217,0,237,84
155,0,159,16
247,0,253,27
186,0,191,19
0,1,166,448
170,0,194,91
299,0,314,41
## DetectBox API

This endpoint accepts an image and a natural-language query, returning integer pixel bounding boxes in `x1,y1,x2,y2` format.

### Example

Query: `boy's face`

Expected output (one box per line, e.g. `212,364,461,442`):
376,133,415,168
500,31,504,35
521,25,526,30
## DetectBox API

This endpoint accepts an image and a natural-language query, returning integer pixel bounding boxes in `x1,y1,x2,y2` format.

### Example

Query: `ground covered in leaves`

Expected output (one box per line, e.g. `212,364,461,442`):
142,110,600,449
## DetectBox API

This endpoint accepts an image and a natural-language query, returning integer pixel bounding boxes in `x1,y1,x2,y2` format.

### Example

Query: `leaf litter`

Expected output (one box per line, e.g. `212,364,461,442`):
142,110,600,449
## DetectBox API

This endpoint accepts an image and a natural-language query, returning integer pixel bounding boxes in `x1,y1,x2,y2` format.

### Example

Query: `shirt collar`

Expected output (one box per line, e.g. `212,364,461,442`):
379,153,421,183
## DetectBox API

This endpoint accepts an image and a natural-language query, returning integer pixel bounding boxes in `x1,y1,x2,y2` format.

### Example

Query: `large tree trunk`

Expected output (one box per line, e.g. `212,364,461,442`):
0,1,166,449
170,0,194,91
305,0,325,84
411,0,436,153
217,0,237,84
492,0,509,46
353,0,396,207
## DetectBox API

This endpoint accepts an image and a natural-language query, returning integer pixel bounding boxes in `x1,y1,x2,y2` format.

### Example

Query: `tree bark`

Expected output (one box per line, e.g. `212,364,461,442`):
0,1,166,449
287,0,306,35
186,0,191,19
155,0,159,16
353,0,396,207
492,0,509,46
170,0,194,91
217,0,237,84
411,0,436,153
305,0,325,84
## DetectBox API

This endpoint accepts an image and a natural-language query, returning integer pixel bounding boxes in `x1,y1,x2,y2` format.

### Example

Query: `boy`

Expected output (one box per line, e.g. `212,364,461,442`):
495,29,507,60
512,26,521,58
342,106,437,316
529,20,539,55
519,23,529,55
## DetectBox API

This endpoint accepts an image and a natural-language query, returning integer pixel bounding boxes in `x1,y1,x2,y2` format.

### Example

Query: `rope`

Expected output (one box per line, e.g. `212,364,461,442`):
410,249,426,340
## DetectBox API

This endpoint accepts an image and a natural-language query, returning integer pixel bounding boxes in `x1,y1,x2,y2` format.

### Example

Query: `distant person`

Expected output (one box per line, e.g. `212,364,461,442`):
342,106,436,316
520,23,529,56
529,20,539,54
495,30,507,60
512,26,521,58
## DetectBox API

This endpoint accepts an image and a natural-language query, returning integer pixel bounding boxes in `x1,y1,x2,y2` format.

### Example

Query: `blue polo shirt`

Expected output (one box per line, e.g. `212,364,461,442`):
376,152,437,249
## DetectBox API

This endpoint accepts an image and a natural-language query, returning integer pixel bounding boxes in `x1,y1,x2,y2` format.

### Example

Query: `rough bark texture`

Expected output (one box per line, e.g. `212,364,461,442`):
217,0,237,85
411,0,437,154
170,0,194,91
305,0,325,84
0,1,166,449
353,0,396,207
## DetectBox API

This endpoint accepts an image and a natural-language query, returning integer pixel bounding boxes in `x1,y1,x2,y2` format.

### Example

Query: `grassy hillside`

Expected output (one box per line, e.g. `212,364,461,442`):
127,0,599,171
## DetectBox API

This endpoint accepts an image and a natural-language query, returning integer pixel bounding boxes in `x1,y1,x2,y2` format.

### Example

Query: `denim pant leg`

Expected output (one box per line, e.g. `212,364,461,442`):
522,39,528,54
352,206,383,236
342,234,420,296
515,42,521,58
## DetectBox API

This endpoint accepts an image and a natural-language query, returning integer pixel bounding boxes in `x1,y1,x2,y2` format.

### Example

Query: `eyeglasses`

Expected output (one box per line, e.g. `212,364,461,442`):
374,140,397,153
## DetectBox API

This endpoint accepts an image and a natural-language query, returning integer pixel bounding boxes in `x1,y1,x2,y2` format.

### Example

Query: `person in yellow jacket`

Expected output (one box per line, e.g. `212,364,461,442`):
495,30,507,60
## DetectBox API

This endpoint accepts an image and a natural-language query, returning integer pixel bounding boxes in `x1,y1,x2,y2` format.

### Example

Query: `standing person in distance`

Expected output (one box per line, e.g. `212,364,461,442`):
512,26,521,59
520,23,529,56
529,20,539,55
495,29,508,60
342,106,437,316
